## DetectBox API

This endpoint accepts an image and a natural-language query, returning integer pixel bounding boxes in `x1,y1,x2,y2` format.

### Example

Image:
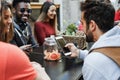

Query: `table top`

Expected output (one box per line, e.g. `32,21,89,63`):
28,47,83,80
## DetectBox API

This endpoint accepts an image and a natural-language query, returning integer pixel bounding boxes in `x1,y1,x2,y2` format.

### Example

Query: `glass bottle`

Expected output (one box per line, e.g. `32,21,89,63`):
43,37,60,60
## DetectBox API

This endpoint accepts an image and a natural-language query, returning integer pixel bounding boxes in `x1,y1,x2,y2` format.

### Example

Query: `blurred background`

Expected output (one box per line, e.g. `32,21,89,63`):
5,0,120,31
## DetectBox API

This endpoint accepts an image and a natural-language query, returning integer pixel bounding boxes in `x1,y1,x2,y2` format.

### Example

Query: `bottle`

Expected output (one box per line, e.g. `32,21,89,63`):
43,37,60,61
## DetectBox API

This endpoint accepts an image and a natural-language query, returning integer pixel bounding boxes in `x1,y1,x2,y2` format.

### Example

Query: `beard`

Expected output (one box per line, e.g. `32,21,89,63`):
86,30,94,42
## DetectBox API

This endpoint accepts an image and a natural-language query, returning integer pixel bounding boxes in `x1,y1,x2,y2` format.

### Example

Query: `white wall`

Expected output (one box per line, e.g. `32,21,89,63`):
54,0,63,31
110,0,120,10
62,0,81,31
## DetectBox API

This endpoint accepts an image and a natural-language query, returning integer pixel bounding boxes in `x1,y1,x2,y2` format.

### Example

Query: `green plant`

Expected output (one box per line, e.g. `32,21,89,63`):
65,23,77,35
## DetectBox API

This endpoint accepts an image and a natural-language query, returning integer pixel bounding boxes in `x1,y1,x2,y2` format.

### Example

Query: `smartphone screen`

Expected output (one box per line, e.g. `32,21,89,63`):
63,47,70,53
55,36,71,56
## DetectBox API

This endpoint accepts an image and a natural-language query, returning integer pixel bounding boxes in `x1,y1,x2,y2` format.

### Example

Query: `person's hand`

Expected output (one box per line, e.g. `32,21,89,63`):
20,44,33,54
65,43,79,58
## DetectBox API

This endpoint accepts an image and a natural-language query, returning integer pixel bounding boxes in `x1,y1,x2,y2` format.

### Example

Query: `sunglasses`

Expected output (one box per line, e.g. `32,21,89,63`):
20,8,32,13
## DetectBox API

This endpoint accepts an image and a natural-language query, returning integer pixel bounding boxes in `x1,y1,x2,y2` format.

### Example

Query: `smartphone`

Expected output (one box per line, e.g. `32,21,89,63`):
55,36,71,56
31,44,39,48
24,44,39,52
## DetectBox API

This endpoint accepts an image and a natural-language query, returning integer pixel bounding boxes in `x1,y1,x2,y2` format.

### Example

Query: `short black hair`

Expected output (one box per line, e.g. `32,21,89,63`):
12,0,30,8
85,0,111,3
80,1,115,33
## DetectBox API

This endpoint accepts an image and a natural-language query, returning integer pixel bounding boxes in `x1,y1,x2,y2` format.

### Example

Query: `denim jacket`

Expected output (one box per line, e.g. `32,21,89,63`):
10,20,37,47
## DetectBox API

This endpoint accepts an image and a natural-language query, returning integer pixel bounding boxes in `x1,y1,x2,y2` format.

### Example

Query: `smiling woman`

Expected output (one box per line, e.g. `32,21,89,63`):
0,1,14,42
34,1,59,46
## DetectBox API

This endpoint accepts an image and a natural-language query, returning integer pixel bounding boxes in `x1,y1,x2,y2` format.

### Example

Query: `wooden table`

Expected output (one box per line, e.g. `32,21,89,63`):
28,47,83,80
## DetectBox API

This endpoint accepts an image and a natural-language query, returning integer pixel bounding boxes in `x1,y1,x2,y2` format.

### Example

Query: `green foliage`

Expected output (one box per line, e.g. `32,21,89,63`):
65,23,77,35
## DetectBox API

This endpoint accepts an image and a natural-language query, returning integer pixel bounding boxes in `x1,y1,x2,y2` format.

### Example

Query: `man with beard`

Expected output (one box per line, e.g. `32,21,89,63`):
65,1,120,80
10,0,38,54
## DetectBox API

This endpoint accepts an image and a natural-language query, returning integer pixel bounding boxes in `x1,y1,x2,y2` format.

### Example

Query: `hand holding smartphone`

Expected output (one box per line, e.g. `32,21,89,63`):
63,47,72,56
55,36,71,56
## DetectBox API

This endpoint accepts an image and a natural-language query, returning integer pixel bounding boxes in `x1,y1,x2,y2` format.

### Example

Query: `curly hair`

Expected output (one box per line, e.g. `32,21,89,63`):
80,1,115,33
12,0,30,8
85,0,111,3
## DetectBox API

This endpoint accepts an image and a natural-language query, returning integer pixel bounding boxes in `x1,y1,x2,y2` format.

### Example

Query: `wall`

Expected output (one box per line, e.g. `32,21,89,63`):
62,0,81,30
110,0,120,10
